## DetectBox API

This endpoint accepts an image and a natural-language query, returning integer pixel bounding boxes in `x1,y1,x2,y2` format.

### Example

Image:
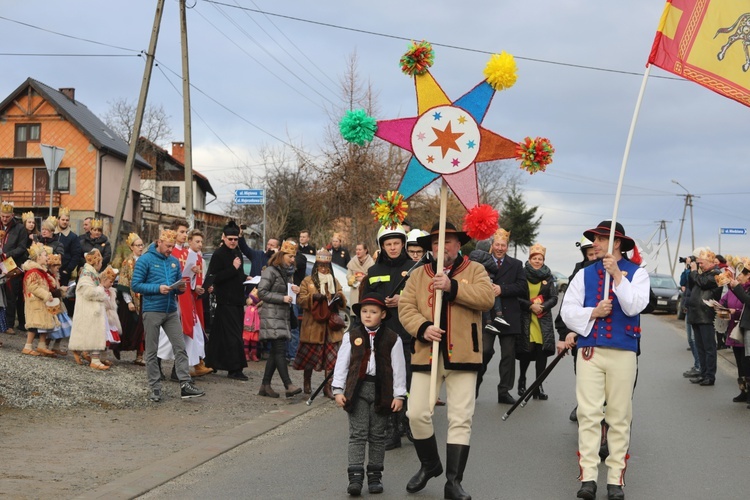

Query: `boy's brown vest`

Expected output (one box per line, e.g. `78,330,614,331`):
343,324,398,415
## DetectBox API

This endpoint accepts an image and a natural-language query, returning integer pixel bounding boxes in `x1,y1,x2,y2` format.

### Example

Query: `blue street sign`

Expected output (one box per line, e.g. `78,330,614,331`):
720,227,746,235
234,196,264,205
235,189,264,197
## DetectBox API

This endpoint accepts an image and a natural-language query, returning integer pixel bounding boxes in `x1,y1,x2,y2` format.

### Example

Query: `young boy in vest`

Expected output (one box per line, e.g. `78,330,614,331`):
332,292,407,496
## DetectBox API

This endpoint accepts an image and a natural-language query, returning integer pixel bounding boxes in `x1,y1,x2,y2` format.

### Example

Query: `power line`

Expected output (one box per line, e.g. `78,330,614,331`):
202,0,683,81
0,52,138,57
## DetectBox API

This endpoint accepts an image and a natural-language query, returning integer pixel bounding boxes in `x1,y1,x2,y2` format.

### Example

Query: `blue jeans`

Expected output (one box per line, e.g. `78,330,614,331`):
692,323,716,382
286,304,301,360
685,316,700,370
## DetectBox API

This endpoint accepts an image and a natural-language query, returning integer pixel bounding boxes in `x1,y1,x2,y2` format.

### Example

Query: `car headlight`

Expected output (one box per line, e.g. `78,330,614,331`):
671,293,679,300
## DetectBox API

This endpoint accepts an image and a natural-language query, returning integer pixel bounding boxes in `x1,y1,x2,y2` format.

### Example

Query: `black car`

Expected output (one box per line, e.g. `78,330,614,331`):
649,273,680,314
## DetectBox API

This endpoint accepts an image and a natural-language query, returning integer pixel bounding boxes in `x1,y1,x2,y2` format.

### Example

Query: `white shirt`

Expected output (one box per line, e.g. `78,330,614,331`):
561,263,650,337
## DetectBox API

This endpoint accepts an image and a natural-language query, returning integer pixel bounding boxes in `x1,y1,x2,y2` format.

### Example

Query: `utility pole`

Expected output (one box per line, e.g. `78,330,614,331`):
670,180,699,277
655,219,672,274
179,0,194,228
111,0,166,245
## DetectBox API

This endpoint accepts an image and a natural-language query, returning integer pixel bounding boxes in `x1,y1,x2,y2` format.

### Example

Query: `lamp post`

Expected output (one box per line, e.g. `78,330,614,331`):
671,179,698,277
40,144,65,217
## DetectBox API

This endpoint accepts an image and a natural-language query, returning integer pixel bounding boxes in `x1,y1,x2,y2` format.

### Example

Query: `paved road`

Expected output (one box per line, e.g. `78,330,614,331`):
141,313,748,499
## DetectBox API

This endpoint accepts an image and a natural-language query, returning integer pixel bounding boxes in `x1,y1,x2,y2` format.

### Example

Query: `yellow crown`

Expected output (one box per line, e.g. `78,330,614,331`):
21,211,35,223
528,243,546,258
493,228,510,242
41,216,58,232
90,219,103,230
84,249,102,266
280,240,298,255
159,229,177,244
28,242,47,260
126,232,141,246
58,206,70,217
0,201,14,214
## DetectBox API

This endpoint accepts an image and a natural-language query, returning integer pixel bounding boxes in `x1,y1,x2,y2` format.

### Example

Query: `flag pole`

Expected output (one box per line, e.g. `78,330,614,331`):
604,64,653,292
429,179,448,412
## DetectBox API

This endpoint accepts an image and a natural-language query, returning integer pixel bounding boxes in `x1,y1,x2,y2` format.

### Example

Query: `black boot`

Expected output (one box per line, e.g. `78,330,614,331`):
347,465,365,496
444,443,471,500
577,481,597,499
406,434,443,493
732,377,748,402
367,464,384,494
517,375,526,398
384,414,401,450
533,384,548,400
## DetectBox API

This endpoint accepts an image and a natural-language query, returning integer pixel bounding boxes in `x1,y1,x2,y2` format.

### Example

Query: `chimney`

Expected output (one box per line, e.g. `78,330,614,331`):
59,88,75,101
171,142,185,163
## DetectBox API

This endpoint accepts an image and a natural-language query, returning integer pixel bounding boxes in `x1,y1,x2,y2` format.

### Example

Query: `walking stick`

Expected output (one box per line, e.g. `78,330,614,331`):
501,347,569,421
306,370,334,406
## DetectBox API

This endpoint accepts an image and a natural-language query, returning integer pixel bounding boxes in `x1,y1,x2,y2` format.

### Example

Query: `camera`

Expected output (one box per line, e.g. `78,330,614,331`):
679,256,687,263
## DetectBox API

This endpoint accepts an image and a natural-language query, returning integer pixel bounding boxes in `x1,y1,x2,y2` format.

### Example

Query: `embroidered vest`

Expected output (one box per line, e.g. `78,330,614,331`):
577,259,641,353
343,325,397,415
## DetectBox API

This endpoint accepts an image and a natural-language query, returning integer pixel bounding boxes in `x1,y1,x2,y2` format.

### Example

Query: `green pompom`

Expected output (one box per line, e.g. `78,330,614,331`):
339,109,377,146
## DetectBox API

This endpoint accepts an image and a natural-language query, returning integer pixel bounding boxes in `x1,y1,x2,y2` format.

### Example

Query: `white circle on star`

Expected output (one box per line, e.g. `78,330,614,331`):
411,105,481,175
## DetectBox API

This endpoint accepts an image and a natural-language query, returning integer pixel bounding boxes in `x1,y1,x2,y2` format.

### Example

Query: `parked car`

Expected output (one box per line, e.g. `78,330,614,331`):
552,271,569,293
649,273,680,314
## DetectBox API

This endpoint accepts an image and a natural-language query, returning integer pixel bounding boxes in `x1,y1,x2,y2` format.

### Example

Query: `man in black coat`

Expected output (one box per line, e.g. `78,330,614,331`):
476,228,528,405
1,201,28,332
204,221,249,380
55,208,82,287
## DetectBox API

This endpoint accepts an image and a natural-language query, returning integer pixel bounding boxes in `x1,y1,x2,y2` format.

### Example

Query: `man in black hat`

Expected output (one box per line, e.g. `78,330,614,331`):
399,221,494,500
204,221,249,381
561,220,650,500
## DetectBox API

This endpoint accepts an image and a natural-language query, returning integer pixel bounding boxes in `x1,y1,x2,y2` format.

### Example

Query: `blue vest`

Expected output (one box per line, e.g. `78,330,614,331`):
577,259,641,353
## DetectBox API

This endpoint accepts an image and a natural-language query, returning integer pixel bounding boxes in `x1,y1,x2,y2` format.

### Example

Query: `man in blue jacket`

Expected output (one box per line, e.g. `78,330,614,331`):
132,229,205,402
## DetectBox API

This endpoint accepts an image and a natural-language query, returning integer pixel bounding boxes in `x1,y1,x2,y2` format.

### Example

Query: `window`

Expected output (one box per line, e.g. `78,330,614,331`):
14,124,41,157
162,186,180,203
0,169,13,191
55,169,70,192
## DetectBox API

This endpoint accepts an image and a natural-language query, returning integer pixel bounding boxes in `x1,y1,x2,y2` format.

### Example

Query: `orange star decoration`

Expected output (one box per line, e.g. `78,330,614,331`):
430,122,464,158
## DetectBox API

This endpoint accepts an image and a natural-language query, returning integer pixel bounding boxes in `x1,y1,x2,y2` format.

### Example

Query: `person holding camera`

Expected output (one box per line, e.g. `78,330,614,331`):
686,248,722,386
679,256,701,378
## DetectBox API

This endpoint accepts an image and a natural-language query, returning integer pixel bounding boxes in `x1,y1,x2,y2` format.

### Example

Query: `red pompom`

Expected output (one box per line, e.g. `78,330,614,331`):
463,204,499,241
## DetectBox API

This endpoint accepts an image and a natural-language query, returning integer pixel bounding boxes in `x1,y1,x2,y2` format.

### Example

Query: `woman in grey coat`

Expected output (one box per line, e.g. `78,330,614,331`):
258,240,302,398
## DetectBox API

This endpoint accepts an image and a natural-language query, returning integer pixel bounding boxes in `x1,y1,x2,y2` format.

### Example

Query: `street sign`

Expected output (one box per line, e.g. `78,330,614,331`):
40,144,65,174
235,189,264,197
720,227,746,235
234,196,264,205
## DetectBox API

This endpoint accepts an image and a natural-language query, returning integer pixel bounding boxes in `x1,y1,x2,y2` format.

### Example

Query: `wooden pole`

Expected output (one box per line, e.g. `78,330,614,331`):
428,180,448,412
179,0,194,228
110,0,166,245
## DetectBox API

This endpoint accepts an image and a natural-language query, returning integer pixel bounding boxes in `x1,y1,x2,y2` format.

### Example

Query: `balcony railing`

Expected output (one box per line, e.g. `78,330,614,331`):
1,190,61,208
140,193,161,213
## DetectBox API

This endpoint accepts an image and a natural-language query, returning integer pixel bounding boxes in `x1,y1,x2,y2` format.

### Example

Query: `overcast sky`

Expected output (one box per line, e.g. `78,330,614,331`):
2,0,749,278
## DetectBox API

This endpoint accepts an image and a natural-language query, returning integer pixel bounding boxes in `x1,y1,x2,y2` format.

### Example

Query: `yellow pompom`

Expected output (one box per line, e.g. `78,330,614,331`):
484,52,518,91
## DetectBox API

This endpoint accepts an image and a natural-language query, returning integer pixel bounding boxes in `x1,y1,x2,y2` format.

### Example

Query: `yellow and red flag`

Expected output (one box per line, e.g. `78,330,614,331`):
649,0,750,106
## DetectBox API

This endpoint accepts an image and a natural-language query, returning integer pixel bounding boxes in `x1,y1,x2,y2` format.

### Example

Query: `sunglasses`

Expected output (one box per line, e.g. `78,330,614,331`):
226,237,239,241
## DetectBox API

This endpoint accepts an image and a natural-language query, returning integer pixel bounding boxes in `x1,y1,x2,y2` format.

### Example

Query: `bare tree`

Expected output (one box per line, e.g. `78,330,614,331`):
102,98,173,147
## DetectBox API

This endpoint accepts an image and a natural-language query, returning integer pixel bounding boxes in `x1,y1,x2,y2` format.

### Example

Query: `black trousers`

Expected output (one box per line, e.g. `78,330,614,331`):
479,330,516,396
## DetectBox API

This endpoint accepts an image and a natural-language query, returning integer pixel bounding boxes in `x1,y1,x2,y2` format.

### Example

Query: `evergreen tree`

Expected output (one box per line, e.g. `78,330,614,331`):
499,187,542,257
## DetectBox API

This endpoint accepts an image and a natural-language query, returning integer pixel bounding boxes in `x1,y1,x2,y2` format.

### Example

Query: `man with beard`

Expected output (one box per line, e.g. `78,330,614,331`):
0,201,28,333
361,224,414,450
204,221,249,380
54,207,82,288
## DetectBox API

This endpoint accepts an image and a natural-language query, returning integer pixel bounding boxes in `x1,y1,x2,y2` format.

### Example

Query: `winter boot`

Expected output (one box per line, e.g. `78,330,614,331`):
517,374,526,398
406,434,443,493
384,414,401,450
347,465,365,496
323,371,335,399
367,464,384,494
303,368,313,394
732,377,748,403
444,443,471,500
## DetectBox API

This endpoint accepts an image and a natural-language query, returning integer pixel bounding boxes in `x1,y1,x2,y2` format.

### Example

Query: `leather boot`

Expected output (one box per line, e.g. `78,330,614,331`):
406,434,443,493
444,443,471,500
732,377,748,402
384,414,401,450
366,464,384,494
517,375,526,398
323,371,335,399
533,384,549,400
347,465,365,496
258,384,280,398
303,369,312,394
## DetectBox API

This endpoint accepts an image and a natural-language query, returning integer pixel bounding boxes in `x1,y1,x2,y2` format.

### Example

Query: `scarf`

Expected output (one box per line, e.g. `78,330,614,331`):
317,271,336,296
524,262,551,284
